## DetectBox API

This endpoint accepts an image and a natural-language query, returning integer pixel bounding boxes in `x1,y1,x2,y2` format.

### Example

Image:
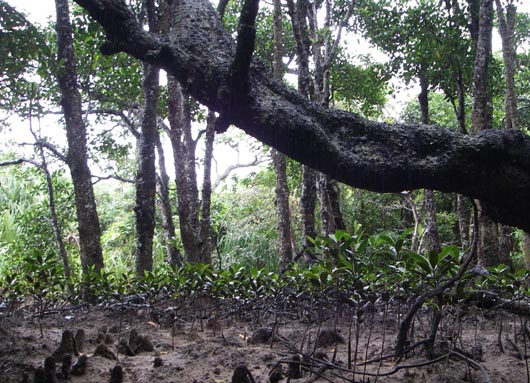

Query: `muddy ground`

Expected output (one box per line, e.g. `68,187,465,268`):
0,301,528,383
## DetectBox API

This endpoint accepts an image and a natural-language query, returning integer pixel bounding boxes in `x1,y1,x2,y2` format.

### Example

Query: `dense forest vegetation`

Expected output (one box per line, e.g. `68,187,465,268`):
1,0,530,382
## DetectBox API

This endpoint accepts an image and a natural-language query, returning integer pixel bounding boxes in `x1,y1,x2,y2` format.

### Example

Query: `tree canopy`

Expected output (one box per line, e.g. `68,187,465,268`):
71,0,530,232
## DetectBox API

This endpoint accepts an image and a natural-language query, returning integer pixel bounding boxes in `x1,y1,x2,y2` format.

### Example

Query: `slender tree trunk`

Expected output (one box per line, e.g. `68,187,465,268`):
495,0,518,267
38,149,71,279
472,0,494,132
424,189,442,253
272,150,294,266
523,232,530,269
454,72,471,249
317,173,335,236
418,71,441,253
287,0,317,258
29,114,72,278
134,0,160,275
199,111,216,265
456,195,470,248
310,0,345,238
135,60,159,275
326,178,346,232
471,0,499,267
167,74,212,264
54,0,103,298
403,192,420,252
168,78,202,263
272,0,293,268
495,0,517,130
300,166,317,255
155,132,183,266
154,0,184,267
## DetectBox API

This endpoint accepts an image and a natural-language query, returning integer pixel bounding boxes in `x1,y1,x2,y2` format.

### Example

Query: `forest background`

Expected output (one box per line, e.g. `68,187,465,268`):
1,0,530,303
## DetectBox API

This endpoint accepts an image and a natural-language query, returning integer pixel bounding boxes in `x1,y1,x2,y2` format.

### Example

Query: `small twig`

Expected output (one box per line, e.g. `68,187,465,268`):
498,315,505,353
451,350,491,383
507,336,526,360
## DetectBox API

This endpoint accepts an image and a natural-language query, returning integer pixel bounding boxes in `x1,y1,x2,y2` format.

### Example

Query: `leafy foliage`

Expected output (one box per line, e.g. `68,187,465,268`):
2,227,527,319
0,2,51,119
331,53,389,117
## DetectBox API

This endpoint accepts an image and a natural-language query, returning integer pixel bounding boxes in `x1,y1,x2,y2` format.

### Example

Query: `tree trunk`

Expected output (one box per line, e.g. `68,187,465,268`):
326,177,346,232
523,232,530,269
423,189,442,253
287,0,317,257
309,0,346,238
167,77,203,263
134,0,160,275
272,0,293,268
418,71,441,253
155,131,183,266
495,0,518,267
495,0,517,130
135,60,159,275
317,173,335,236
451,42,470,250
37,146,71,279
272,149,293,266
471,0,494,132
74,0,530,233
300,165,317,256
55,0,103,298
471,0,499,266
456,194,470,248
402,192,420,252
199,111,216,265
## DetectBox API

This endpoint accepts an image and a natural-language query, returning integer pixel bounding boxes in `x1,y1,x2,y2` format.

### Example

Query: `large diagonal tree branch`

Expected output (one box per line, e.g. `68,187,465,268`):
74,0,530,232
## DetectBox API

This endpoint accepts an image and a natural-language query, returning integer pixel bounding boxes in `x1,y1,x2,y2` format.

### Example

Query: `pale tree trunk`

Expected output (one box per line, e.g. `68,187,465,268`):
471,0,501,267
309,0,347,239
402,192,420,252
167,78,204,263
418,71,441,253
155,132,183,266
317,173,335,236
287,0,317,258
309,1,333,236
326,179,346,232
523,233,530,269
423,189,442,253
495,0,518,266
495,0,517,130
472,0,494,132
156,0,182,267
54,0,103,298
453,70,470,248
199,111,216,265
272,0,293,268
160,0,212,265
449,30,470,249
456,195,471,248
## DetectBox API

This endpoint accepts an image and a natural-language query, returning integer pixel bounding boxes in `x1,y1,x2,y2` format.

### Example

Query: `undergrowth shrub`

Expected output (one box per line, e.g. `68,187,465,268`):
1,229,528,313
